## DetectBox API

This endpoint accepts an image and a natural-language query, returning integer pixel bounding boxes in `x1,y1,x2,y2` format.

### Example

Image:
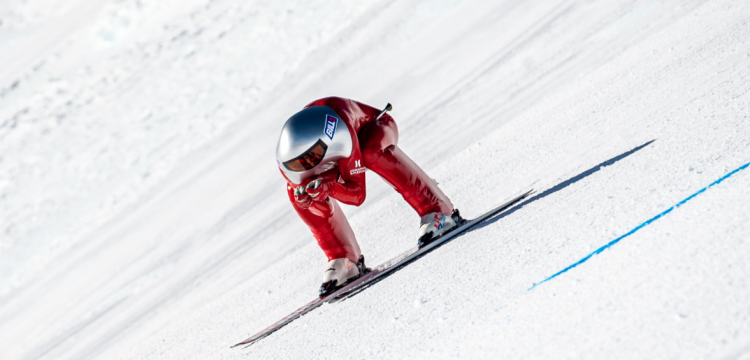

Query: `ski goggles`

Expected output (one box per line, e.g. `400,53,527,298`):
282,139,328,171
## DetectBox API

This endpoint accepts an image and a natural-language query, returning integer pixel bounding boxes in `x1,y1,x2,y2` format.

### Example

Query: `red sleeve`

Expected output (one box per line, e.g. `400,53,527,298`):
330,144,366,206
305,98,329,108
303,97,375,207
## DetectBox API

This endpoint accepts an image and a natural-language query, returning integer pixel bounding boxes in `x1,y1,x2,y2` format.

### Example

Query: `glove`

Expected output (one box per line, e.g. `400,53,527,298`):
306,178,333,200
293,185,313,209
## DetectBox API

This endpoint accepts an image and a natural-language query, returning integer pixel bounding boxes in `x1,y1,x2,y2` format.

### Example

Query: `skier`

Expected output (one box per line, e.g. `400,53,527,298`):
276,97,462,296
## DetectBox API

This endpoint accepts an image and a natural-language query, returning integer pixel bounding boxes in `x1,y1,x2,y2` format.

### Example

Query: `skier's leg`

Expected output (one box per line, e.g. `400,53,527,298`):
359,116,453,217
287,188,366,295
287,187,361,263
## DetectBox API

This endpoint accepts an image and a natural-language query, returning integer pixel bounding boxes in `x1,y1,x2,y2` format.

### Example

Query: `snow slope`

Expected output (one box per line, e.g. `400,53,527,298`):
1,0,749,359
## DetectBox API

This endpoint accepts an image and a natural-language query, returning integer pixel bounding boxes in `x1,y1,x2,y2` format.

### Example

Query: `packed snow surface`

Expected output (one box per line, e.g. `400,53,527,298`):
1,0,749,359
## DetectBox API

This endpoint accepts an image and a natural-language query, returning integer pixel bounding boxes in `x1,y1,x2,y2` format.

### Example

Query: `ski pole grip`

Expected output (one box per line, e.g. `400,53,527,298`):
375,103,392,120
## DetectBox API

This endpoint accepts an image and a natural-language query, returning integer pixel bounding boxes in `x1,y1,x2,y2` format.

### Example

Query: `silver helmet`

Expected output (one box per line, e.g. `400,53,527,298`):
276,106,353,184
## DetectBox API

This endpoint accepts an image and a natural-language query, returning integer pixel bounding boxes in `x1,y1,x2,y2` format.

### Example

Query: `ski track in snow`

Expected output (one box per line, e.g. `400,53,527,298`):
1,0,749,359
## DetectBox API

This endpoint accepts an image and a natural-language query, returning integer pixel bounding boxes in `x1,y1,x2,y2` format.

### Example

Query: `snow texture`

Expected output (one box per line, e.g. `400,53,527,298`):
1,0,749,359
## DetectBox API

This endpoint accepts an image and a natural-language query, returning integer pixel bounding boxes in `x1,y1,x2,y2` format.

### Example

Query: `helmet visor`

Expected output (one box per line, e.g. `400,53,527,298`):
282,139,328,172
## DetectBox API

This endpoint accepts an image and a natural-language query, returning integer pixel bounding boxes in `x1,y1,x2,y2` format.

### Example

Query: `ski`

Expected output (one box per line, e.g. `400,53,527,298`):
231,188,534,348
329,188,534,302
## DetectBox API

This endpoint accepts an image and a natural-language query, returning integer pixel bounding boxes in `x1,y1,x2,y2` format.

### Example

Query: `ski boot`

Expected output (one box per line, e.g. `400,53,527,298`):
319,255,369,297
417,209,464,248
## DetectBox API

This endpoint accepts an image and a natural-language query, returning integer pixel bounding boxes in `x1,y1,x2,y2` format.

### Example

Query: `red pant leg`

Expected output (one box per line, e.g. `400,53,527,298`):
359,116,454,217
286,185,361,262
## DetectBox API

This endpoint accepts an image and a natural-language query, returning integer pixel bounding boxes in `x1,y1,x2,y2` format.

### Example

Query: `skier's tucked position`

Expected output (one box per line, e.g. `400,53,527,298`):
276,97,462,296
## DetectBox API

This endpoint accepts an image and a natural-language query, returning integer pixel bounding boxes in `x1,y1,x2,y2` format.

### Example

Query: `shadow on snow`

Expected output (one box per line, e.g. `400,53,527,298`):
345,140,654,300
474,139,655,232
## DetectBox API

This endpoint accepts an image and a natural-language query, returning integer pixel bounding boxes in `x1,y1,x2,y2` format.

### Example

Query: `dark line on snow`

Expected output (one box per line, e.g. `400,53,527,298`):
474,140,655,232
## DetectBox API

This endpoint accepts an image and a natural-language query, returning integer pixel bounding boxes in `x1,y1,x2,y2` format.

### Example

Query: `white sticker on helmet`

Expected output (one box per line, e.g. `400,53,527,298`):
324,115,337,140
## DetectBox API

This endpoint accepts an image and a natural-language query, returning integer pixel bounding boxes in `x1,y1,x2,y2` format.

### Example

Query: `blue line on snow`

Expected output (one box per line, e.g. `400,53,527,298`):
529,161,750,291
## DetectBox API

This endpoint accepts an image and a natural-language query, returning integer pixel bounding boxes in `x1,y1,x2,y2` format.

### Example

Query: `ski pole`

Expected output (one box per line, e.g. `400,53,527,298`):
375,103,392,120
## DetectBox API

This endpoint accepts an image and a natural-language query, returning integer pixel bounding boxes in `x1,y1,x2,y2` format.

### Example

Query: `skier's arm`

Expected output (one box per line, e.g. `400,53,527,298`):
306,150,366,206
322,99,388,206
307,169,366,206
303,97,381,206
329,174,366,206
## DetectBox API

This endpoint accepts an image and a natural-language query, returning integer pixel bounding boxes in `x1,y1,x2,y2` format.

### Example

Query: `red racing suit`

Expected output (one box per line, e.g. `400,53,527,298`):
281,97,453,263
